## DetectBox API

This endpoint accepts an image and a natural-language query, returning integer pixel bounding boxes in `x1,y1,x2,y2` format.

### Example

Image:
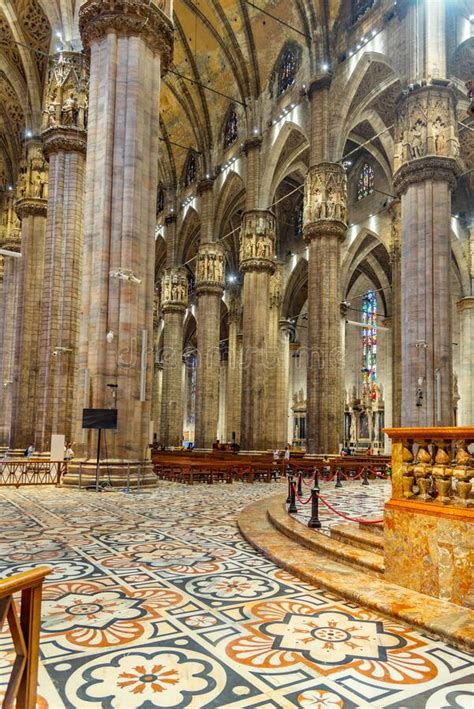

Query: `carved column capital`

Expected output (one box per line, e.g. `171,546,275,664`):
42,52,89,135
393,84,461,194
43,127,87,156
228,295,242,325
196,242,225,296
388,198,401,263
269,269,282,309
303,162,347,241
161,267,188,312
1,228,21,253
240,209,275,273
15,143,48,206
79,0,174,71
15,198,47,219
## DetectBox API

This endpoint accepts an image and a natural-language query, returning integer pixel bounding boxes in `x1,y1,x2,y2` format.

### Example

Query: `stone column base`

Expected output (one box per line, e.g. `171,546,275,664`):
63,460,158,489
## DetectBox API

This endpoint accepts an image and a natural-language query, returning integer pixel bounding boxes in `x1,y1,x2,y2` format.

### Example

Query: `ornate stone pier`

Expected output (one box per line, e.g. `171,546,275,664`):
393,85,460,426
35,52,88,451
10,142,48,449
0,196,21,447
304,162,347,454
194,240,225,449
240,209,275,451
65,0,173,486
159,267,188,447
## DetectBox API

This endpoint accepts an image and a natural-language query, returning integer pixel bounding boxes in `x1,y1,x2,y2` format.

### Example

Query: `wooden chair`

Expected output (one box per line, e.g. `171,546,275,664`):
0,566,51,709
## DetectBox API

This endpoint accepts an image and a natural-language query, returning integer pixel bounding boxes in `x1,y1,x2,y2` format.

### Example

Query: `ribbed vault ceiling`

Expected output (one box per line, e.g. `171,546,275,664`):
0,0,348,187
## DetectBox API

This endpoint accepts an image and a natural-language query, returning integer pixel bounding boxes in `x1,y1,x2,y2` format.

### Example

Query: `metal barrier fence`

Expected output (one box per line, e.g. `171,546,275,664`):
0,459,67,487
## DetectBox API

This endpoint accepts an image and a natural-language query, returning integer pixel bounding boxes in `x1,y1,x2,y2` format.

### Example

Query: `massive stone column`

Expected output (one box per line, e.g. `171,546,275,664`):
10,142,48,449
151,295,162,442
388,199,402,427
35,52,88,451
194,241,225,448
0,197,21,447
240,209,275,451
226,292,242,444
393,85,460,426
72,0,173,471
160,267,187,447
457,297,474,425
265,270,289,449
304,163,347,454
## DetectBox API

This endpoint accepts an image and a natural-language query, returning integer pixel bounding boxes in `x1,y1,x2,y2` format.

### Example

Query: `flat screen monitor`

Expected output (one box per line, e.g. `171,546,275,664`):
82,408,118,430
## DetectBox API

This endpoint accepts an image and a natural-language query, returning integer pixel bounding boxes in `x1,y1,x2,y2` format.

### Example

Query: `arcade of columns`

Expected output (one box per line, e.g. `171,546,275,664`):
0,0,472,473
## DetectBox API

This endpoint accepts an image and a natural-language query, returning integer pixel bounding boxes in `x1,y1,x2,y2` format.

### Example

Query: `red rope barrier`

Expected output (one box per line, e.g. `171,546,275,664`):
317,492,384,525
291,483,312,506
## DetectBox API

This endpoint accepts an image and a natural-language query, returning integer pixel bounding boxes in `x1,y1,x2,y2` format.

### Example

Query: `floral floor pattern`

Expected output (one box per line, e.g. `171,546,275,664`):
0,481,472,708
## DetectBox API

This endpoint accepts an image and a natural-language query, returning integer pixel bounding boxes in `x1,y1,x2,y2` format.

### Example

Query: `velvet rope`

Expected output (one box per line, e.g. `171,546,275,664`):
291,483,313,506
317,492,383,525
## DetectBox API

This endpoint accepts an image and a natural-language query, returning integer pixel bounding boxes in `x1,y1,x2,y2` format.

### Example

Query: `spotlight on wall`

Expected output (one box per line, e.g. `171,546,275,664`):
25,130,33,138
321,63,329,72
227,274,237,284
106,330,114,344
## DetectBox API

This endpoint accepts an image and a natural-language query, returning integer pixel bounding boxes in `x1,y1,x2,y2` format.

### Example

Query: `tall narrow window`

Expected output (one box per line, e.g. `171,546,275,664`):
357,163,374,200
352,0,376,23
224,108,238,149
295,201,303,238
184,151,197,187
278,47,297,96
156,186,165,215
361,290,377,395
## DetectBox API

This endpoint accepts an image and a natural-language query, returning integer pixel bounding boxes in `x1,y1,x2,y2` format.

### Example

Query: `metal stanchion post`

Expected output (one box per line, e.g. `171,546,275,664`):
308,471,321,528
335,468,343,488
288,476,298,514
286,474,291,504
362,467,370,486
297,471,303,496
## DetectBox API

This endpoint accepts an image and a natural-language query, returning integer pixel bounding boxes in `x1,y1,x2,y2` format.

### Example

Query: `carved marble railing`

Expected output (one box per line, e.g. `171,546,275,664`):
384,427,474,507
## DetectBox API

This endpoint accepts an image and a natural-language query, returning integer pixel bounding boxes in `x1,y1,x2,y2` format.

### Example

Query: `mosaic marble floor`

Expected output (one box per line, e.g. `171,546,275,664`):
289,478,391,533
0,482,473,709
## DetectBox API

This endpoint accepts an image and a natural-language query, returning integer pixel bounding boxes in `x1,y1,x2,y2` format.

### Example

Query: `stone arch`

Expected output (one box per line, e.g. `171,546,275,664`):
261,122,309,207
343,228,392,316
332,52,401,158
281,257,308,320
177,206,200,266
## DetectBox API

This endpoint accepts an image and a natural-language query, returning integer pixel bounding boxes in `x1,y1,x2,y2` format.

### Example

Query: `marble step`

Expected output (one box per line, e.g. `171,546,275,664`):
237,493,474,653
330,523,385,553
359,521,384,536
268,504,385,575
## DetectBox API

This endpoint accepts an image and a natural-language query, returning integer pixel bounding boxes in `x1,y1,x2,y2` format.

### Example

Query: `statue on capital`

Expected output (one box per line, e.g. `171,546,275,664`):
61,91,79,126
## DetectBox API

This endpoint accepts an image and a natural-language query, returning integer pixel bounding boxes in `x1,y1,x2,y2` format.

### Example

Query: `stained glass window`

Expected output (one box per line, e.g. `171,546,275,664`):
361,290,377,397
352,0,376,23
224,108,238,149
184,151,197,187
357,163,374,200
156,186,164,215
295,201,303,238
278,48,297,96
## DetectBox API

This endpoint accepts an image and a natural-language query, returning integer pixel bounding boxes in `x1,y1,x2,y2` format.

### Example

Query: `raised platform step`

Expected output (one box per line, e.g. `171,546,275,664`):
359,521,384,536
268,506,385,575
330,523,385,553
237,494,474,653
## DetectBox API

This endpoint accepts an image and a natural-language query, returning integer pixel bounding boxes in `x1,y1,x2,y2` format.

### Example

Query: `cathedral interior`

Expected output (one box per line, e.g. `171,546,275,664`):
0,0,473,707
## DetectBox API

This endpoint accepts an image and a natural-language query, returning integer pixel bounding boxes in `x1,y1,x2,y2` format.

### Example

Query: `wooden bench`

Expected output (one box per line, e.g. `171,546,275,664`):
0,566,51,708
